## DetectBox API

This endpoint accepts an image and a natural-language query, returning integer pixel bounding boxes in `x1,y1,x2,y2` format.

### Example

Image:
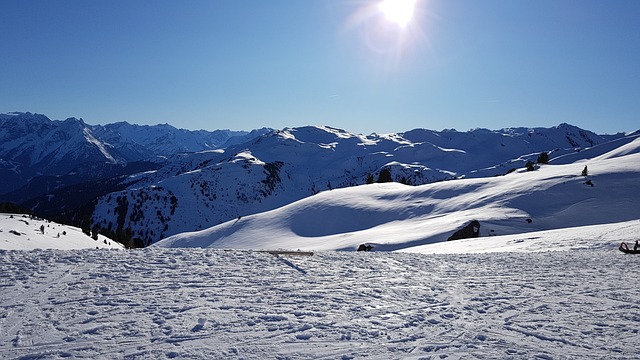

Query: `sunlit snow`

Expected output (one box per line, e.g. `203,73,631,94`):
2,127,639,359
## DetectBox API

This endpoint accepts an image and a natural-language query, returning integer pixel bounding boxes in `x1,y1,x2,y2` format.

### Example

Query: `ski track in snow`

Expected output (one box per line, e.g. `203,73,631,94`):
1,248,639,359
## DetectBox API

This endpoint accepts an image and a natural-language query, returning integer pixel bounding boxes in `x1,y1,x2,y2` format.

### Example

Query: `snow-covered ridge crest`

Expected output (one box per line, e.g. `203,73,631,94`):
154,143,640,251
0,112,270,194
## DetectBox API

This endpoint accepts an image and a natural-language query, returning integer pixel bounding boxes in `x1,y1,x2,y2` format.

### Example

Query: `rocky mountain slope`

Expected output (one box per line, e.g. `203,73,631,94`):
0,112,269,194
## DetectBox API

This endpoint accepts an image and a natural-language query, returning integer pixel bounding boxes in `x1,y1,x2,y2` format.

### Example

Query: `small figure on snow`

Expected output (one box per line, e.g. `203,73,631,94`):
634,240,639,252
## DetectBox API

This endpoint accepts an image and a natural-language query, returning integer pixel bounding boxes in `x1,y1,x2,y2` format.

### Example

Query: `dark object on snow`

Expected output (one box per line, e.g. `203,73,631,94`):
262,250,314,256
585,179,594,187
581,165,589,177
447,220,481,241
537,152,549,164
619,242,640,254
357,244,374,252
526,218,532,224
525,161,535,171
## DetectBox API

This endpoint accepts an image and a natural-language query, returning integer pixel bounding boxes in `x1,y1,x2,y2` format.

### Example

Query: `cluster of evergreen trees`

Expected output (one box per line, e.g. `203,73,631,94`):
365,168,413,185
525,152,550,171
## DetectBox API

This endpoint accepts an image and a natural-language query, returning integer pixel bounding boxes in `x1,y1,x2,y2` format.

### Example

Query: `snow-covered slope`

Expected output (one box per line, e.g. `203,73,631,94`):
96,124,633,246
0,213,123,250
155,137,640,251
413,219,640,253
1,248,638,359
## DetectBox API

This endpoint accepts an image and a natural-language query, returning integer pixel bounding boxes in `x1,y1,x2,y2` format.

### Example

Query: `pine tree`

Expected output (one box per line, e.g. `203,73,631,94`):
537,152,549,164
377,168,393,183
581,165,588,177
365,173,374,184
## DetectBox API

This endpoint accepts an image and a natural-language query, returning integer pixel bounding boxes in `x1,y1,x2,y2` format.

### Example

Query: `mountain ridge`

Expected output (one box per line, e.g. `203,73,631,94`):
0,112,270,194
3,111,638,248
155,137,640,251
89,122,636,246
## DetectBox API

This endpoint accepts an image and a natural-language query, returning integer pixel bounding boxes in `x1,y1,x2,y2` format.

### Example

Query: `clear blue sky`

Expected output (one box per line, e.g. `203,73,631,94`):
1,0,639,134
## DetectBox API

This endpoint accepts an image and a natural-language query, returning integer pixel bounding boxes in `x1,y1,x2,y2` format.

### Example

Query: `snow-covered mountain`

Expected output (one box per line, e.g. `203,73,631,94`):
155,136,640,251
0,112,270,194
91,123,637,246
0,113,120,194
3,119,640,359
3,111,636,247
90,121,270,160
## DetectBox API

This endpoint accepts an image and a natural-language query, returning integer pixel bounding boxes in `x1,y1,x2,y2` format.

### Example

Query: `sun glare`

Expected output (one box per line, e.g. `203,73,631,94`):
378,0,417,27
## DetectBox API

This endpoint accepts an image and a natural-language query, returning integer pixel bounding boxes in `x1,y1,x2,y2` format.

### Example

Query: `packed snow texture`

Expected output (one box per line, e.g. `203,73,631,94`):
1,248,638,359
0,214,123,250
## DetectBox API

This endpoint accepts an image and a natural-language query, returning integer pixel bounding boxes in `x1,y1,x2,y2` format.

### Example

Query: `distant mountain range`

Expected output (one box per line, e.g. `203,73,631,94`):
1,111,637,247
0,112,271,194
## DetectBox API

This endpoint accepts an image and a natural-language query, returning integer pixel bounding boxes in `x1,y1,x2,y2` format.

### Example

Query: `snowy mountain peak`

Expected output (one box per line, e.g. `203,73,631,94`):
0,111,50,122
0,112,270,195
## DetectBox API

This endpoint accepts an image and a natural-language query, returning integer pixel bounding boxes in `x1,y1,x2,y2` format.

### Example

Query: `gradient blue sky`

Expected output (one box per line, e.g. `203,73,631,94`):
1,0,639,134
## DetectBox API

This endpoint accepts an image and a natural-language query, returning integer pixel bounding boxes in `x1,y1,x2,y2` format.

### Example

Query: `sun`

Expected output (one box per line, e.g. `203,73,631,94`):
378,0,417,28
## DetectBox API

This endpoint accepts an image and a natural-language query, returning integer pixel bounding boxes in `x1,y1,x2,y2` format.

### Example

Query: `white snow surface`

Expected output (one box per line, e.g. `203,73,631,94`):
155,144,640,253
3,123,640,359
1,248,639,359
0,213,124,250
91,123,637,246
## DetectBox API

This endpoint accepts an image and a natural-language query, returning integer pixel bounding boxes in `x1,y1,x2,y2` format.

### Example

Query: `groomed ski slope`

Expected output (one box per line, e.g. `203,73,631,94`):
1,248,639,359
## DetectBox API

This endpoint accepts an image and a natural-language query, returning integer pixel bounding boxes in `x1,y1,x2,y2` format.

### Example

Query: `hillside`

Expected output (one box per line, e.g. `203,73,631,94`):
93,124,636,246
0,213,123,250
155,137,640,251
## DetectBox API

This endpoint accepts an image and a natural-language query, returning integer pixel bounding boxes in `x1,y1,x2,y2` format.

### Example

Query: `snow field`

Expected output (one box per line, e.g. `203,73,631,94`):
1,248,638,359
155,151,640,252
0,213,124,250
